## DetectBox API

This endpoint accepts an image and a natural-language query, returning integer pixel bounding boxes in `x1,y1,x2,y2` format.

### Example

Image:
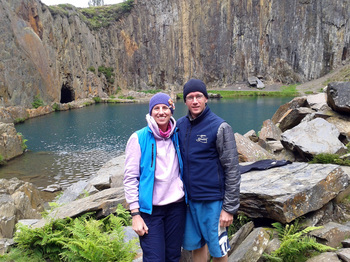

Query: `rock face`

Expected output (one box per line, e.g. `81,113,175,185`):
0,0,350,107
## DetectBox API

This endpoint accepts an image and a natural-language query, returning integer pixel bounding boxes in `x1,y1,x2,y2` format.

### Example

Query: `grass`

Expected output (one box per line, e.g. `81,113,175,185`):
79,0,134,30
309,153,350,166
140,89,163,94
322,64,350,86
47,1,134,30
177,84,299,99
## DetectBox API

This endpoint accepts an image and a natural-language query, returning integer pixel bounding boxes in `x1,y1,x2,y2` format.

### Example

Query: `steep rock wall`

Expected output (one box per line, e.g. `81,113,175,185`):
0,0,349,107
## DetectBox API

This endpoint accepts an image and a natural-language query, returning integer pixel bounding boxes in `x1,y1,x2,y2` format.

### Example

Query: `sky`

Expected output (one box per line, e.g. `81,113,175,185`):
41,0,124,8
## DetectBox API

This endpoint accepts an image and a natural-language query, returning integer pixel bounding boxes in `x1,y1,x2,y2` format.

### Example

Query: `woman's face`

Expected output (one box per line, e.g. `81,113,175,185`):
151,103,172,131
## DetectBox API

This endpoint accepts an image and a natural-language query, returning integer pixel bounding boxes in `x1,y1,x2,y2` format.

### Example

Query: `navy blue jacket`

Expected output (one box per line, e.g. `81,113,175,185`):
177,106,241,214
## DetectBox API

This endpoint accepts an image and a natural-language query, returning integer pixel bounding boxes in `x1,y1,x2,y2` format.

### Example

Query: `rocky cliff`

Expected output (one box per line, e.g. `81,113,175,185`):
0,0,349,107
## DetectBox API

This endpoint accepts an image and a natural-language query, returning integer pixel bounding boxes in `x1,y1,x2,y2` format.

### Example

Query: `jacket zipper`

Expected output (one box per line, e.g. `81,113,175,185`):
151,143,154,168
186,124,192,199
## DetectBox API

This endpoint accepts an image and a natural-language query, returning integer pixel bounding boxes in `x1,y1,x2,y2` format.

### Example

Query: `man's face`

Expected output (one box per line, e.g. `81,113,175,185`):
185,91,208,119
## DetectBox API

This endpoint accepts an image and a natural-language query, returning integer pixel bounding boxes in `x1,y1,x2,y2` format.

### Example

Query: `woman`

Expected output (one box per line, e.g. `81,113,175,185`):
123,92,186,262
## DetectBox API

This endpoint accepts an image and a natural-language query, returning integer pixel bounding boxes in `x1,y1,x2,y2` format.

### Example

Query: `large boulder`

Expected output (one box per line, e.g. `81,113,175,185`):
281,118,347,161
0,122,24,160
239,163,348,223
0,178,44,238
32,187,126,229
271,97,308,125
327,82,350,115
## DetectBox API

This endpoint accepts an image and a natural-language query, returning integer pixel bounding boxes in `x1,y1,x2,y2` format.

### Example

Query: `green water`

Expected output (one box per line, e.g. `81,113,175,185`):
1,97,293,189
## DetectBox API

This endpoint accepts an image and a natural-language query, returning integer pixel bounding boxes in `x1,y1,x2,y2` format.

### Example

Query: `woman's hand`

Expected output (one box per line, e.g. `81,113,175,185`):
132,215,149,236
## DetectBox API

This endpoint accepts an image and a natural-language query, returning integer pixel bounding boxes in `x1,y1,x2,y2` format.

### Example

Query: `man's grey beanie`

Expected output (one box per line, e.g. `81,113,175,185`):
183,79,208,102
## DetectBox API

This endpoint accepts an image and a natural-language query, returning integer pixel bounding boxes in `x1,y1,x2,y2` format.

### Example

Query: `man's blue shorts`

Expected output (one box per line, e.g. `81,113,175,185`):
182,200,230,258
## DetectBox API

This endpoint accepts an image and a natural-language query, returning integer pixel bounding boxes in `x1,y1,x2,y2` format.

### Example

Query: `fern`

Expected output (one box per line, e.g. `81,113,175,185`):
10,208,137,262
263,221,336,262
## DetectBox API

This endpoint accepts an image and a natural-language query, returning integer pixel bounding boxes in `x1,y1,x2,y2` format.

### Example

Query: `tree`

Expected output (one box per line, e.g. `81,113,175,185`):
88,0,104,7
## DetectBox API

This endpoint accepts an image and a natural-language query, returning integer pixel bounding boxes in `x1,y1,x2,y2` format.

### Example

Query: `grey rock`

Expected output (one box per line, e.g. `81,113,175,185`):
228,227,270,262
240,163,348,223
305,252,341,262
310,222,350,248
337,248,350,262
327,82,350,115
235,133,275,162
281,118,347,161
32,187,125,229
259,119,282,141
229,221,255,255
0,122,24,160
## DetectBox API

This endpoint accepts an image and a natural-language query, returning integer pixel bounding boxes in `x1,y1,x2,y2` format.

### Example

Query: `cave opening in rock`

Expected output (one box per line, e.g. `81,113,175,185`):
60,84,75,104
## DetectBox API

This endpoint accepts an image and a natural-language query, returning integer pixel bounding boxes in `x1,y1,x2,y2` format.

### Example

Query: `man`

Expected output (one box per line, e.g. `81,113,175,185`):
177,79,241,262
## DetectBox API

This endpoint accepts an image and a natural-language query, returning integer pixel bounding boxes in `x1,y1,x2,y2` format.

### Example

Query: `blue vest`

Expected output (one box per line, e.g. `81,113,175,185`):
177,106,225,201
136,126,183,214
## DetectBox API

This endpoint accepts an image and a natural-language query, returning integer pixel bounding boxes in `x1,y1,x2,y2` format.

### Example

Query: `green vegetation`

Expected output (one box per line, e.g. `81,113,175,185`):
80,0,134,30
141,89,163,94
17,133,28,151
32,95,44,109
47,4,74,17
98,66,115,84
14,118,25,124
228,214,251,238
118,95,134,100
0,154,6,166
177,84,299,99
93,97,102,103
309,153,350,166
87,66,96,73
322,64,350,86
52,103,60,111
263,221,335,262
0,205,137,262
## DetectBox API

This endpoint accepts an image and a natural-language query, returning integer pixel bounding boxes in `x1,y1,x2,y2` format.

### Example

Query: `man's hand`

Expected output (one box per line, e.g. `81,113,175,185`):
132,215,149,236
219,209,233,227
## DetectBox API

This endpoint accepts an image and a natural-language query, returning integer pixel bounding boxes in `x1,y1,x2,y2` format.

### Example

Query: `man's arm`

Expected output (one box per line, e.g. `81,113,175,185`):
216,122,241,215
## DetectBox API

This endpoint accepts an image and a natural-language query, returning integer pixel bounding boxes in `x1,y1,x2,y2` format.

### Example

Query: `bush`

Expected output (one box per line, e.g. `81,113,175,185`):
88,66,96,73
32,95,44,109
14,118,25,124
93,96,102,103
98,66,115,84
52,103,60,111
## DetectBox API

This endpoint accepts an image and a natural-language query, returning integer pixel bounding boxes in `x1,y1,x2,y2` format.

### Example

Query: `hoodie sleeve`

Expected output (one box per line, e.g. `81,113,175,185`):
123,132,142,210
216,122,241,214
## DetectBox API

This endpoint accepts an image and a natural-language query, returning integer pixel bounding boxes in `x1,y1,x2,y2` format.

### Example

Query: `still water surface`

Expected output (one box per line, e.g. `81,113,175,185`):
1,97,293,189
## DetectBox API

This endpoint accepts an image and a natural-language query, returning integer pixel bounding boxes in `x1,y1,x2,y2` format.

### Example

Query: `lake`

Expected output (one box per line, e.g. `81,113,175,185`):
0,97,293,190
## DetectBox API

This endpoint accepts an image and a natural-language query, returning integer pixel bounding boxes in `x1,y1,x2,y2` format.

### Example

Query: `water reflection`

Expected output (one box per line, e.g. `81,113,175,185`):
1,97,293,189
